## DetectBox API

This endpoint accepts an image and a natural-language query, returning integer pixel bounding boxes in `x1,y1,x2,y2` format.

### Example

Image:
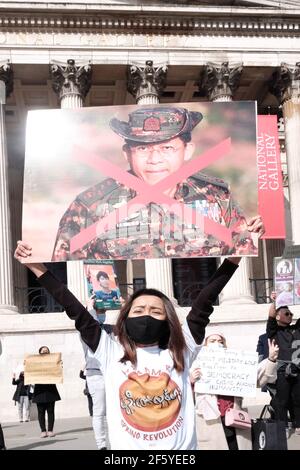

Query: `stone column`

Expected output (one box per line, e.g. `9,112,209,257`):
0,61,17,314
201,61,255,304
127,60,174,298
50,59,92,302
269,62,300,245
201,61,243,102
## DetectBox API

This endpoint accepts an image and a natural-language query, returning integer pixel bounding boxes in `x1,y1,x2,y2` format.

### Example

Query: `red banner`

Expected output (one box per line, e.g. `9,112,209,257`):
257,115,285,239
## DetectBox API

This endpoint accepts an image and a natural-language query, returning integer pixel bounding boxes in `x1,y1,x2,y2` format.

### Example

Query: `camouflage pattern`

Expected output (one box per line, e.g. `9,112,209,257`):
52,173,257,261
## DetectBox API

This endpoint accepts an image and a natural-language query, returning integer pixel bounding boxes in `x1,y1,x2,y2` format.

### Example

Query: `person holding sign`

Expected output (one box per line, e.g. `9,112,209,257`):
52,106,257,261
30,346,61,438
189,332,278,450
15,216,263,450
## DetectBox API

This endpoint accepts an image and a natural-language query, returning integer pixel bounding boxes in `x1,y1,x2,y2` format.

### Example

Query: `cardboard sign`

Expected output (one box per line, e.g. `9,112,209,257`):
23,101,258,261
24,353,63,385
194,347,258,398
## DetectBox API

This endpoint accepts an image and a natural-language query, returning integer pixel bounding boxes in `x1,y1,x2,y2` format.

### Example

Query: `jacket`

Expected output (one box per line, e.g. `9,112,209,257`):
32,384,61,404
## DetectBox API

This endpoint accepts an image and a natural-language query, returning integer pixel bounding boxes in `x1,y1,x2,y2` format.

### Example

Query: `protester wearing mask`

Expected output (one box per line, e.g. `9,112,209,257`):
14,216,264,450
189,332,279,450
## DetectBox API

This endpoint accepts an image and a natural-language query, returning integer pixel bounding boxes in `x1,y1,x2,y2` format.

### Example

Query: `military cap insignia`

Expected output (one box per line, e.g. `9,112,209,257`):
143,116,161,132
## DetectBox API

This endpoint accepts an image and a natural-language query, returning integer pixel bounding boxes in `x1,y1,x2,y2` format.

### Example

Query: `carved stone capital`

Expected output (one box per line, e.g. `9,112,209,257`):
200,61,243,102
127,60,168,103
269,62,300,104
0,61,13,98
50,59,92,103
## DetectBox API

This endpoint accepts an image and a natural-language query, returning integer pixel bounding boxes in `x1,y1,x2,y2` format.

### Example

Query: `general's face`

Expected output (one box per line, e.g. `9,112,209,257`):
128,295,167,321
124,137,194,185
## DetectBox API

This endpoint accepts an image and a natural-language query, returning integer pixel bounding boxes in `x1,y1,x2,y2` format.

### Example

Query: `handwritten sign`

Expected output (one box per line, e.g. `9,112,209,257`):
24,353,63,385
193,347,258,398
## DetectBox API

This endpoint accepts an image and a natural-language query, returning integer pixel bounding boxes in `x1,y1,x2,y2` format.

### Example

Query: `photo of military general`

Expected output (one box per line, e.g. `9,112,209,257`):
22,101,258,262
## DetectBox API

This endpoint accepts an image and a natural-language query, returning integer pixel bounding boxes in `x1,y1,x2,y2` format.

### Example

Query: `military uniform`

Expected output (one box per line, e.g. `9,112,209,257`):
52,106,257,261
52,172,256,261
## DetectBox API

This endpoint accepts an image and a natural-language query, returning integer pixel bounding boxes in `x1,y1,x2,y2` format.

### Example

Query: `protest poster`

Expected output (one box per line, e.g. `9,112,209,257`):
22,101,258,262
274,257,300,307
84,260,121,310
24,353,63,385
193,347,258,398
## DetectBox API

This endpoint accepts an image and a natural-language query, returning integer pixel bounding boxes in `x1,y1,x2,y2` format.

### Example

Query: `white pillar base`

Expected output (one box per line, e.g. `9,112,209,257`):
0,305,19,314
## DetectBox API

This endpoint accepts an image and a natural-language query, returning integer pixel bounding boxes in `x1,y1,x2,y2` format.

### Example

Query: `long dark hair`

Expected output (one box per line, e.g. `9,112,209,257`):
115,288,186,372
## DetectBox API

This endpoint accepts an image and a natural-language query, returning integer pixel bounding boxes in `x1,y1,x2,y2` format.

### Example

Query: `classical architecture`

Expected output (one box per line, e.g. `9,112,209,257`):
0,0,300,421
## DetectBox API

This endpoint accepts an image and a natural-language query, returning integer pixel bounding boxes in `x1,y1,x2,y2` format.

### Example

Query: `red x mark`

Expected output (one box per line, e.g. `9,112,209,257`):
70,138,233,254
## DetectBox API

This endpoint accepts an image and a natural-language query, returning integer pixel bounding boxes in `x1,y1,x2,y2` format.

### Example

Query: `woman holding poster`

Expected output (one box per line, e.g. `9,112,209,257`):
14,215,264,450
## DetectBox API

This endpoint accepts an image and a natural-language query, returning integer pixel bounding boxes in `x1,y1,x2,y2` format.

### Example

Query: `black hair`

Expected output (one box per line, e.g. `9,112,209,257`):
275,305,289,313
115,288,186,372
96,271,109,282
39,346,50,354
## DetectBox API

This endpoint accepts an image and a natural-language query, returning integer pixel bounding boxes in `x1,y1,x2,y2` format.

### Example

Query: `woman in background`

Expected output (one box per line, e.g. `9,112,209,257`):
190,332,279,450
12,371,32,422
32,346,61,438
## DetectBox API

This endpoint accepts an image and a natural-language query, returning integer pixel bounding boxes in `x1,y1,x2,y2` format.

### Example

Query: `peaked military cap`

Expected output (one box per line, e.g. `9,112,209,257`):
110,106,203,144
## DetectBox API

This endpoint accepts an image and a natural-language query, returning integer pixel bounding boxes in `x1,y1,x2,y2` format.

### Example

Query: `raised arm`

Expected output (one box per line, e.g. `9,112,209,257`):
186,258,240,344
266,291,278,339
187,215,264,344
14,241,101,352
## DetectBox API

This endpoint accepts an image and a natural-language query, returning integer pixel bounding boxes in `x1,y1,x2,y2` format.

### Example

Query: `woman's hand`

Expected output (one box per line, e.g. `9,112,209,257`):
14,241,48,278
247,215,265,238
14,241,33,262
189,367,202,385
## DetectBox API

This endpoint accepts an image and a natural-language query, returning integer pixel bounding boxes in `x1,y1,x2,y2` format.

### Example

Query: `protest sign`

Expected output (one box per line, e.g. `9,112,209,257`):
84,260,121,310
194,347,258,398
257,115,285,239
274,257,300,307
24,353,63,385
23,101,258,261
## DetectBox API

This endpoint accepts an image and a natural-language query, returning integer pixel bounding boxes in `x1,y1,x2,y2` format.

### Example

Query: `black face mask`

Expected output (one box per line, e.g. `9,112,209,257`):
125,315,170,346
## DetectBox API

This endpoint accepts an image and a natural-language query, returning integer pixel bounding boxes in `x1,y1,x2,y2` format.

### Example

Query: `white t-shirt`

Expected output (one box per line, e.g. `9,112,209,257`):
93,320,198,450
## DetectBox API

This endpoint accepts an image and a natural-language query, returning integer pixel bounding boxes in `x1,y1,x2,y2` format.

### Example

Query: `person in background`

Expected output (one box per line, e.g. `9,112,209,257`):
32,346,61,438
12,371,32,422
256,292,295,427
80,299,110,450
190,332,279,450
267,298,300,436
80,367,93,418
